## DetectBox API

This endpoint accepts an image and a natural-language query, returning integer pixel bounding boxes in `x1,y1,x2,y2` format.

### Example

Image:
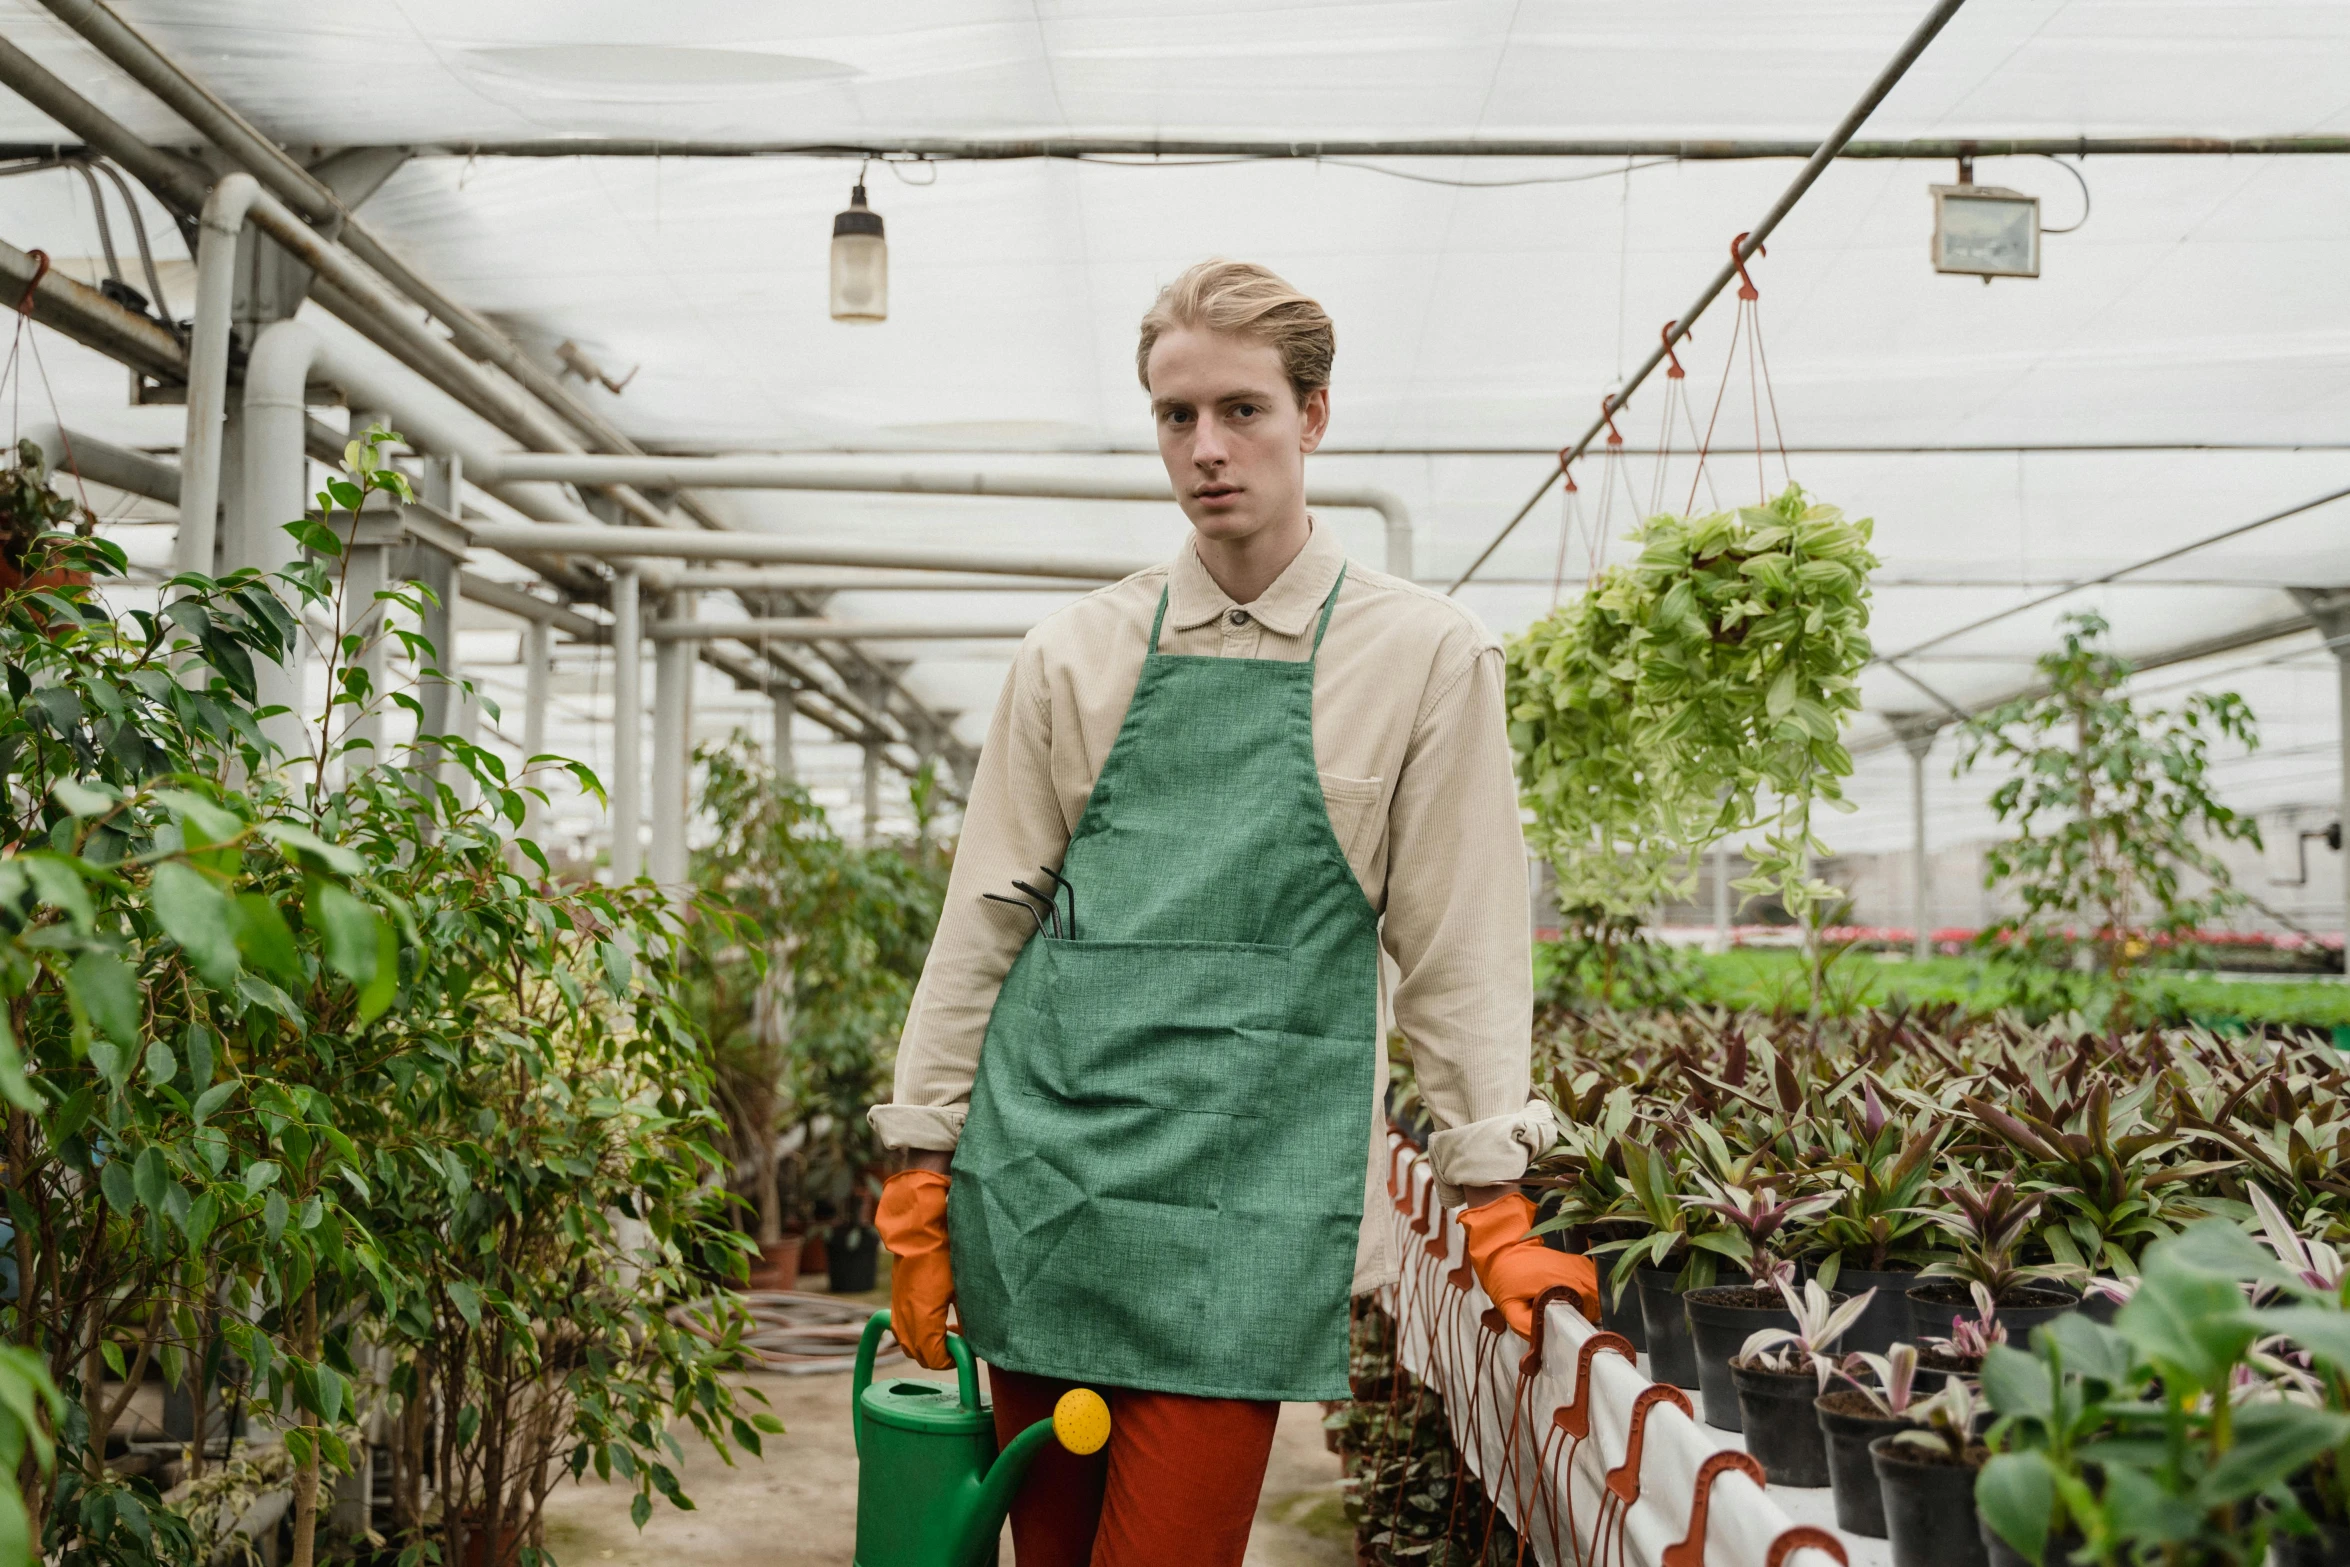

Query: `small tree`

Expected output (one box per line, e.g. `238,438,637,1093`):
1959,611,2260,1020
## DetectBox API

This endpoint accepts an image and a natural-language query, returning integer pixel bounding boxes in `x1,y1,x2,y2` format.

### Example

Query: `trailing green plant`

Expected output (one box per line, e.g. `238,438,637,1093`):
1506,485,1878,1005
1959,610,2262,1025
0,432,768,1567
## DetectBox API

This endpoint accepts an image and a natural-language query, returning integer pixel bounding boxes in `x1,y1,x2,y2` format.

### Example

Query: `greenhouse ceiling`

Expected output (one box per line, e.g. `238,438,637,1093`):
0,0,2345,857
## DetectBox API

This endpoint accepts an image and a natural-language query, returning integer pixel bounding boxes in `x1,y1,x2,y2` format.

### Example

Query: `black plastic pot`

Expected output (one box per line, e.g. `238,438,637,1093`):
2277,1476,2350,1567
1685,1286,1835,1432
1733,1363,1830,1486
1818,1391,1911,1537
1907,1281,2076,1348
1600,1276,1649,1352
2075,1282,2122,1326
1638,1267,1701,1389
1832,1266,1922,1356
1871,1436,1989,1567
827,1222,879,1293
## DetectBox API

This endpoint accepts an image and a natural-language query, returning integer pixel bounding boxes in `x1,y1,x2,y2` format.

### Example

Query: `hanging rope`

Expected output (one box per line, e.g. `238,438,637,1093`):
4,248,96,526
1684,233,1794,515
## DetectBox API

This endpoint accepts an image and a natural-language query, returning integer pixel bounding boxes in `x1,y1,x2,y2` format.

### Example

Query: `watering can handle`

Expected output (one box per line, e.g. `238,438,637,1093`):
854,1310,985,1458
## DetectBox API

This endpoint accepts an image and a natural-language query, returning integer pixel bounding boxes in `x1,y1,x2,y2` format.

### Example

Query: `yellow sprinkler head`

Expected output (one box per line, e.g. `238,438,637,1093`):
1052,1388,1111,1456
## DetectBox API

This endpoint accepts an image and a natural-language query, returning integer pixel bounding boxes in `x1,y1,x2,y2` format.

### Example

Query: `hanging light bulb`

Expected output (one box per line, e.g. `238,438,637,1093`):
830,182,887,322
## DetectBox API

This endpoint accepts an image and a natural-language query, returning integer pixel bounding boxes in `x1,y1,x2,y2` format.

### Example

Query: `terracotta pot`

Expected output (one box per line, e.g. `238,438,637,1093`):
745,1233,803,1291
800,1229,830,1276
455,1515,521,1567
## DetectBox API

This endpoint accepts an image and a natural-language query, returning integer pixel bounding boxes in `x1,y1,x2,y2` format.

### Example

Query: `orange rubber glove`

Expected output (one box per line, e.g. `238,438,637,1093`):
875,1169,956,1371
1460,1192,1599,1339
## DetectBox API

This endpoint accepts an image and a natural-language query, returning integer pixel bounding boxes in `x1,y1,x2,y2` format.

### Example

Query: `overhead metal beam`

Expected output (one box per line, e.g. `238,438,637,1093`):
0,233,185,383
458,521,1147,578
232,135,2350,162
650,618,1032,643
668,567,1101,593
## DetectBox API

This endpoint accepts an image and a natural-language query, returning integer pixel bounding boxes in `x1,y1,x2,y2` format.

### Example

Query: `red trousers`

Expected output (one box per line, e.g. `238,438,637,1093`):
987,1366,1278,1567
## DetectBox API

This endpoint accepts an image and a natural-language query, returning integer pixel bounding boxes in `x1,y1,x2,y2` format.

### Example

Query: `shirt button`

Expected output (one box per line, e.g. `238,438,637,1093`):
1228,608,1251,627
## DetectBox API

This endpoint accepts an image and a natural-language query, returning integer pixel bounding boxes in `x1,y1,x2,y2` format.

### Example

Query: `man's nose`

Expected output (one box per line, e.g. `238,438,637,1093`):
1191,414,1228,466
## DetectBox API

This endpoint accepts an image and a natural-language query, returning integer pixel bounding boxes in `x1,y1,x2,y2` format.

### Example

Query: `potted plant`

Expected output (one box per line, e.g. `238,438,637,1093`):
1906,1180,2077,1343
1818,1344,1930,1537
1732,1277,1877,1485
1810,1085,1945,1354
1869,1379,1989,1567
1679,1176,1838,1430
1916,1284,2008,1389
1588,1133,1715,1388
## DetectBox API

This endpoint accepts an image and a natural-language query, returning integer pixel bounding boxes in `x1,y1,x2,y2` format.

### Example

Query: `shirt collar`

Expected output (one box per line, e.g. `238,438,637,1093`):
1165,518,1345,636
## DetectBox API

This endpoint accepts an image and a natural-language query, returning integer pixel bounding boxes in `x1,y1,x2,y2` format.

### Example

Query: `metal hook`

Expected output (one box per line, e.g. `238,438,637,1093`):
1600,393,1625,447
1035,864,1077,940
981,892,1048,938
1661,320,1689,379
1731,232,1766,300
1010,881,1063,939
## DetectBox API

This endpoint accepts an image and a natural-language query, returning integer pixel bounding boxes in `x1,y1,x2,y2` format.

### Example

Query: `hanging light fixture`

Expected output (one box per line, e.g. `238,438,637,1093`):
1929,156,2039,281
830,181,887,322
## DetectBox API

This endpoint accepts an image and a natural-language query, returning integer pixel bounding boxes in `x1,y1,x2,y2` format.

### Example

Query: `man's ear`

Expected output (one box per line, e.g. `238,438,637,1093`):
1298,386,1330,455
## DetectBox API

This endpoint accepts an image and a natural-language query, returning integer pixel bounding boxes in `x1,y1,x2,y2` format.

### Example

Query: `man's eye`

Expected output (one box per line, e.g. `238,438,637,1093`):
1232,404,1258,419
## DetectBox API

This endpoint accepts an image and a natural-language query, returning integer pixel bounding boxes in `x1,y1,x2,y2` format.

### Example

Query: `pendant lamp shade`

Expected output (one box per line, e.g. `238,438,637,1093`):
830,184,887,322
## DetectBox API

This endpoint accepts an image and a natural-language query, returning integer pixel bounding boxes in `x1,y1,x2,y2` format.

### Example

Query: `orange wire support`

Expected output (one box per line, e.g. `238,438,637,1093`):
1661,1449,1768,1567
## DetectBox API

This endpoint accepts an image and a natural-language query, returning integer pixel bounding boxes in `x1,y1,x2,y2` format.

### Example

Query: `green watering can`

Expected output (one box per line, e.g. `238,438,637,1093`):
852,1309,1110,1567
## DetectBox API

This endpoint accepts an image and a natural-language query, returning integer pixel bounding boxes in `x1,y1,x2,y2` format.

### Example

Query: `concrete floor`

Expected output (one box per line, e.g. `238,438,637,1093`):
540,1369,1353,1566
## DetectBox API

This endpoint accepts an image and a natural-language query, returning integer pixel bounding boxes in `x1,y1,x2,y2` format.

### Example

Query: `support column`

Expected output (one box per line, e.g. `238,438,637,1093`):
862,743,882,847
341,538,389,767
650,590,694,888
1711,840,1732,954
610,568,642,883
1886,713,1950,964
521,617,550,844
772,691,797,783
2290,589,2350,967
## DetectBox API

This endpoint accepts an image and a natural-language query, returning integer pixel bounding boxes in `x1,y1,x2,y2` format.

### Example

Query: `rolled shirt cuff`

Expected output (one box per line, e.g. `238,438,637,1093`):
1425,1098,1557,1206
868,1102,967,1152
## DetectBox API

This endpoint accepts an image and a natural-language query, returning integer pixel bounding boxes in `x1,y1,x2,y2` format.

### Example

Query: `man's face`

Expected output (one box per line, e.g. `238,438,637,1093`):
1146,326,1329,548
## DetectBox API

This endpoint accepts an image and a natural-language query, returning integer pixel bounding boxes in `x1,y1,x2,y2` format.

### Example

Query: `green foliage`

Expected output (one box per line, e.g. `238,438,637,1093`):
0,433,761,1566
687,737,944,1242
1960,611,2263,1024
1977,1221,2350,1567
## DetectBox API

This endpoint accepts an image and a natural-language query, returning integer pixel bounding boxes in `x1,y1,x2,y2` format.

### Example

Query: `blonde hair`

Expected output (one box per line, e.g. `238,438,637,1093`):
1135,260,1335,405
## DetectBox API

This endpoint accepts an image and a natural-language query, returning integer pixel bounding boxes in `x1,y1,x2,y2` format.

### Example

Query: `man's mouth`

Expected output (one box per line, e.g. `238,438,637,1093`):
1195,483,1240,501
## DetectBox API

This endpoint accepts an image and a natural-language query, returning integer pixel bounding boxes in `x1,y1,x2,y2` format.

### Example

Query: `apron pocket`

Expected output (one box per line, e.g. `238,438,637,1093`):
1024,940,1289,1119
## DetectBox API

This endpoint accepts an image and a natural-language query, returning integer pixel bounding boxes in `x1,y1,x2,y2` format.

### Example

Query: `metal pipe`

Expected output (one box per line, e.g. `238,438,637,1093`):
459,521,1146,578
174,173,257,577
242,319,320,755
649,590,692,887
467,454,1416,577
0,35,209,211
1449,0,1974,592
669,567,1101,593
357,134,2350,161
609,567,642,883
772,692,796,783
20,424,180,504
649,618,1032,643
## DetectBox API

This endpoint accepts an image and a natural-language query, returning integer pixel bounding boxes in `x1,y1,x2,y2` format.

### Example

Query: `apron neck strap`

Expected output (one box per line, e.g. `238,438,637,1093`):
1145,561,1349,659
1310,563,1348,657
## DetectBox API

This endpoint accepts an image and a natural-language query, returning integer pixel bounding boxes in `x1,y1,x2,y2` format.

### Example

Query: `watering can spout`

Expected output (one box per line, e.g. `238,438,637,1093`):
953,1388,1111,1567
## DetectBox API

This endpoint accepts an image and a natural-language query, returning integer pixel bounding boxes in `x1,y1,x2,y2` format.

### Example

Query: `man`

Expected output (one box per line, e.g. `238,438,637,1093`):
871,260,1593,1566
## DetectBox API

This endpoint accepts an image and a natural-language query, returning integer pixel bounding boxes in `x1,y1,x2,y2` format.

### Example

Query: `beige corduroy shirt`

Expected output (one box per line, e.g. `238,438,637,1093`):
869,519,1555,1292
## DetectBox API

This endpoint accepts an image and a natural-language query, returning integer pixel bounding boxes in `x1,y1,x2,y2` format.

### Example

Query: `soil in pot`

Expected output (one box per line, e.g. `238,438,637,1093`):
1870,1435,1990,1567
1817,1388,1913,1537
1685,1286,1840,1432
1910,1345,1978,1396
1638,1267,1701,1389
1908,1281,2076,1348
1832,1266,1922,1356
1733,1362,1831,1486
828,1222,880,1293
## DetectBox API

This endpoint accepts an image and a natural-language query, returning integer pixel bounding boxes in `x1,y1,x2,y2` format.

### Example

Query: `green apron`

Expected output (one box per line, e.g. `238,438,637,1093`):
949,566,1378,1402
